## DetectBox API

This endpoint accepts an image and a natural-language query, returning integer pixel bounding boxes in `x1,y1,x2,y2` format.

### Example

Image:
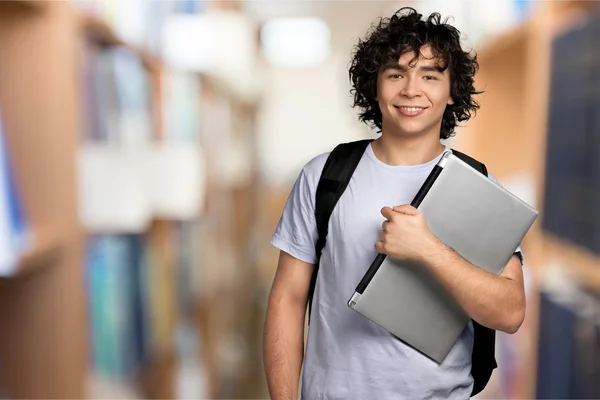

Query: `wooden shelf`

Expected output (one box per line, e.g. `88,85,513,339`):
79,13,124,48
16,224,64,276
78,13,162,73
458,3,598,399
544,233,600,293
0,224,65,282
0,2,88,398
477,21,530,63
458,24,531,179
551,0,600,14
16,0,48,12
138,351,176,399
0,0,48,14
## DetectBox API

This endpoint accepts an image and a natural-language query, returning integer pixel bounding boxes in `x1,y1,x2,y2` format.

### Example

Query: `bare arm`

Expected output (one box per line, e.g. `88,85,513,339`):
263,250,314,400
421,241,526,334
377,205,526,334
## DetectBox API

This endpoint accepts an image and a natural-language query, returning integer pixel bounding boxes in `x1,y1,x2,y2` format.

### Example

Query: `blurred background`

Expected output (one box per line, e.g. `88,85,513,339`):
0,0,597,399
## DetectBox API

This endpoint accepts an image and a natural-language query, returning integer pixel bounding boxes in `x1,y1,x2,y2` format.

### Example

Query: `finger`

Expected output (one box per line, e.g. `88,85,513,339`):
375,241,385,254
380,206,395,220
393,204,418,215
382,220,390,232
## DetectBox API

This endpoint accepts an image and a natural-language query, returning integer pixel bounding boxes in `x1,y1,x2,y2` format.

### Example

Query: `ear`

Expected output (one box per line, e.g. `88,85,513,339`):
447,97,454,105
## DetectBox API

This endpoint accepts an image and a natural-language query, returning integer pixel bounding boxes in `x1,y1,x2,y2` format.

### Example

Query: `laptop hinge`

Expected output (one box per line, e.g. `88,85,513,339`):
348,292,362,309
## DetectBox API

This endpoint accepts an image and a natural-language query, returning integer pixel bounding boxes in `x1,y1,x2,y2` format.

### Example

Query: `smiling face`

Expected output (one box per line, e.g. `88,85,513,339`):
376,45,454,139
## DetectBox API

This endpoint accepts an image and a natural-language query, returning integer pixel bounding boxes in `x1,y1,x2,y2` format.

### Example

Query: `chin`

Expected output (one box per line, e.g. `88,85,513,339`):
391,125,429,137
382,115,438,138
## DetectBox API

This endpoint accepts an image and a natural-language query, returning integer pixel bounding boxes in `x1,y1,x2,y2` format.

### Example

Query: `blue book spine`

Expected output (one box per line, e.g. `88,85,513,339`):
0,113,29,253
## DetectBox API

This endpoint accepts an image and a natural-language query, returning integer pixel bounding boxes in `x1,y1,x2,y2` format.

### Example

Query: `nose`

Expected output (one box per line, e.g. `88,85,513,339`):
400,76,421,98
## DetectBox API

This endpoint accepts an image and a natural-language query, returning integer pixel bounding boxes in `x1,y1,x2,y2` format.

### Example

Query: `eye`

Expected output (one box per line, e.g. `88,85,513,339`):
423,75,437,81
388,74,402,79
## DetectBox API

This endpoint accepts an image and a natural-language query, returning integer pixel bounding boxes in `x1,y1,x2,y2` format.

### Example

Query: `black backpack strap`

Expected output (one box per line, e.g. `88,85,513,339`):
451,148,488,176
308,139,373,322
451,148,498,397
470,322,497,396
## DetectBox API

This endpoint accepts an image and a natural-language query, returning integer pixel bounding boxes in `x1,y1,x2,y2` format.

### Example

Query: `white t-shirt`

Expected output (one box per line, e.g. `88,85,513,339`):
270,142,517,400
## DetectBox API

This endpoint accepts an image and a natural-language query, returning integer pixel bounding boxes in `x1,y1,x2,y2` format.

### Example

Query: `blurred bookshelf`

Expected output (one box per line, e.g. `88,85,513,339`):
11,0,597,399
459,1,600,398
0,0,263,398
75,3,197,400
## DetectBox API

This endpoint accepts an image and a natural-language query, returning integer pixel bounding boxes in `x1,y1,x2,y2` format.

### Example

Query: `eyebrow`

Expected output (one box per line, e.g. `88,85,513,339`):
382,63,443,73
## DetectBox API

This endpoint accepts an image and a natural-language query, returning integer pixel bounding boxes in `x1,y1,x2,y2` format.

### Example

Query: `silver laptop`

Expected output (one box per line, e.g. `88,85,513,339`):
347,150,539,363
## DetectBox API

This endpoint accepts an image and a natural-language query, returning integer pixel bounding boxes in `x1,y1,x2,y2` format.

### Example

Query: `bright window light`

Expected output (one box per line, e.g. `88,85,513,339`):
261,17,331,68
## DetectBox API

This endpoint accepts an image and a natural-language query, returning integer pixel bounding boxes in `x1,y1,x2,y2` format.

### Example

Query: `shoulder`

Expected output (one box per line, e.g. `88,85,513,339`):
298,150,331,187
298,139,371,188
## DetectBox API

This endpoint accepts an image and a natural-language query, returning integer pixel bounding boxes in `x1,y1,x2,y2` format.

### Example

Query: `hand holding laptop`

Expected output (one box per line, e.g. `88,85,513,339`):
347,151,539,363
376,204,438,262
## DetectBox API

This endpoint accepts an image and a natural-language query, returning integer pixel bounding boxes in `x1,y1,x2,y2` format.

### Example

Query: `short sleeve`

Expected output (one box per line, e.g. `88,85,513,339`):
488,172,524,265
270,159,324,264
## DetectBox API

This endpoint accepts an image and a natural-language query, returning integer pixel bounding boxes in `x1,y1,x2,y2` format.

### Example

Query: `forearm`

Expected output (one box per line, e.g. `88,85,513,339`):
263,298,306,400
420,238,525,333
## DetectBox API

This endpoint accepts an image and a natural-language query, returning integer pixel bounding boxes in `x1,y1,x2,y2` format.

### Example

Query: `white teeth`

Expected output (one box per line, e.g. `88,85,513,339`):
400,107,423,112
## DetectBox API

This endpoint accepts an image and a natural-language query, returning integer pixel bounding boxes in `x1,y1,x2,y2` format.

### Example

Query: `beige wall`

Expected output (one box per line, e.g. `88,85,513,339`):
254,2,399,186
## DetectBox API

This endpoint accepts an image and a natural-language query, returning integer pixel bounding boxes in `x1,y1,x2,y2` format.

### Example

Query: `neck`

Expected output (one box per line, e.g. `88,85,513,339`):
371,130,445,166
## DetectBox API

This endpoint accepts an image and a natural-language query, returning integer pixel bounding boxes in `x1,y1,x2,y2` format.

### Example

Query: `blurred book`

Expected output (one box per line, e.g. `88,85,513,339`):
173,220,200,317
125,233,152,368
86,233,156,380
512,0,535,21
81,41,152,145
0,108,31,277
78,41,159,233
144,221,176,357
535,290,577,399
173,0,210,15
164,70,201,143
535,286,600,399
87,235,136,379
86,223,196,385
587,8,600,255
542,20,593,252
110,46,152,146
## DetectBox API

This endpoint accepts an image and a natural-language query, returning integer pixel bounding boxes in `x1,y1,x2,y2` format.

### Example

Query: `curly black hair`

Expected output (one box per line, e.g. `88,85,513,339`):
348,7,482,140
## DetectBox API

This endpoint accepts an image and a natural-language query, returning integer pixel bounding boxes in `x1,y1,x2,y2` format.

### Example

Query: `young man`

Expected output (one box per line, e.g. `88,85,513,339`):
262,7,526,400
